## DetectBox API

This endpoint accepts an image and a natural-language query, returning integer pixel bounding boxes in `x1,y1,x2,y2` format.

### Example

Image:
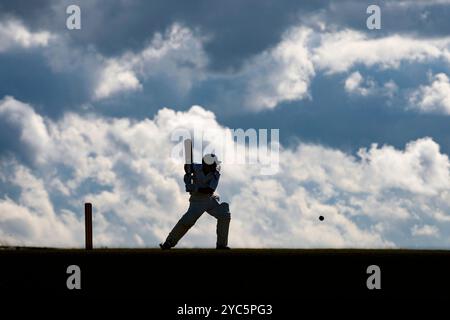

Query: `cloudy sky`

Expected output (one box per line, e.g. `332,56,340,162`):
0,0,450,248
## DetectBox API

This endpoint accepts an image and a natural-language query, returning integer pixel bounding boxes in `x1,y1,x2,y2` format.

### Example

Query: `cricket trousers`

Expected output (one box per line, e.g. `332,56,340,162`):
164,194,231,248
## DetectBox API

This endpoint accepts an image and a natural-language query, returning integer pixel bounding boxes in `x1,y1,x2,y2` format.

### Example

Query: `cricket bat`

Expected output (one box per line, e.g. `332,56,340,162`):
184,139,194,191
184,139,193,165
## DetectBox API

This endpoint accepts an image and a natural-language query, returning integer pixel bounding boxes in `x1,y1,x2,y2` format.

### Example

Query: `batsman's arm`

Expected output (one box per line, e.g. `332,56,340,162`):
192,164,209,183
197,171,220,194
184,164,193,174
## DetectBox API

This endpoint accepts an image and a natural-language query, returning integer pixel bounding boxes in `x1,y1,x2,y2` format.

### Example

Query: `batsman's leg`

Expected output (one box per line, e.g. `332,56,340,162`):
162,201,205,248
208,202,231,248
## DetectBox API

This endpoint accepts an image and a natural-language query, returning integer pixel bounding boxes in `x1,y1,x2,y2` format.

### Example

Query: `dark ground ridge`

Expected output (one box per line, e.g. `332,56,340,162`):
2,246,450,254
2,246,450,302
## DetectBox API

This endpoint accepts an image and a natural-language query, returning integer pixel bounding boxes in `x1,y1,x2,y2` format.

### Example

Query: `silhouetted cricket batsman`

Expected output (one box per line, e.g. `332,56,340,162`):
160,139,231,250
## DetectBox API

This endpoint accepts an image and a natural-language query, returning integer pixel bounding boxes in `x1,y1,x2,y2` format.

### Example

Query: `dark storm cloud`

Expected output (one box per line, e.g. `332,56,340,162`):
0,50,93,118
0,0,328,116
3,0,449,69
0,0,54,27
41,0,329,71
2,0,311,70
1,0,450,158
322,0,450,37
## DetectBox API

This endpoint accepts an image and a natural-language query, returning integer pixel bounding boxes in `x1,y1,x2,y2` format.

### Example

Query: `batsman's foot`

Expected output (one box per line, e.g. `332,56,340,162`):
216,246,231,250
159,242,171,250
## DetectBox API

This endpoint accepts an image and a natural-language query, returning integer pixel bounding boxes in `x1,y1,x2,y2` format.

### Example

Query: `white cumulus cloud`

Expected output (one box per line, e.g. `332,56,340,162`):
409,73,450,115
313,30,450,74
345,72,398,98
411,224,439,237
0,19,52,52
243,27,315,110
345,71,375,96
94,24,208,100
0,96,50,162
